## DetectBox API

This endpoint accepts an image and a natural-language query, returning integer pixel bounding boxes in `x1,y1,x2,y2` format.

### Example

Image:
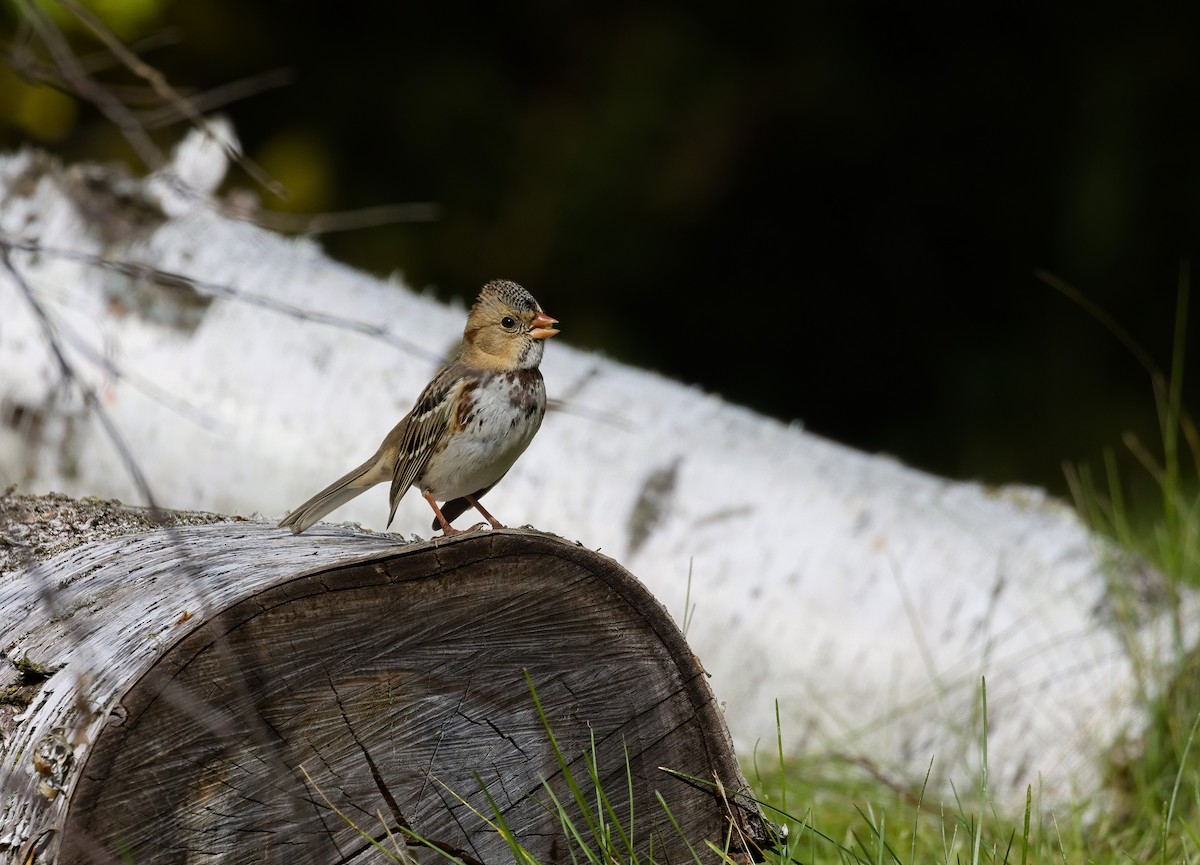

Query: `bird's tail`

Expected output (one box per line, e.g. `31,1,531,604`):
278,453,390,534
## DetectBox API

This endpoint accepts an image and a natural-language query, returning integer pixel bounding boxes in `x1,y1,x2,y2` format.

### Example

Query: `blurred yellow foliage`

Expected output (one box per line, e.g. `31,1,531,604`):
0,67,78,142
253,131,333,211
35,0,166,40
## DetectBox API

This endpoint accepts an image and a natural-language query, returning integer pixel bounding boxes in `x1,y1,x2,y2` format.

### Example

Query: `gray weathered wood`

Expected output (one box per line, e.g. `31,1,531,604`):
0,504,770,864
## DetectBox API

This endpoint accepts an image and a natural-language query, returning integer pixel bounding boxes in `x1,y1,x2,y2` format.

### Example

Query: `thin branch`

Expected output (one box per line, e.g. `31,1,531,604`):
0,239,161,514
137,67,296,129
3,26,185,80
46,306,227,433
14,0,166,171
3,31,279,120
250,201,442,235
0,234,443,364
53,0,288,199
75,27,185,74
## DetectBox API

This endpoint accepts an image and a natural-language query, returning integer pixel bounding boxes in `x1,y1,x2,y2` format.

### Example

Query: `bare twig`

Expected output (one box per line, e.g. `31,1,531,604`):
52,0,289,199
138,67,296,129
0,234,443,364
4,26,184,82
250,201,442,235
0,241,162,514
13,0,166,172
38,304,227,433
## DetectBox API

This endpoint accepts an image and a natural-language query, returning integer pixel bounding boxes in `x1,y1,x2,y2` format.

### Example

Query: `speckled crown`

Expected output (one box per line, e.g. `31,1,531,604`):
479,279,541,313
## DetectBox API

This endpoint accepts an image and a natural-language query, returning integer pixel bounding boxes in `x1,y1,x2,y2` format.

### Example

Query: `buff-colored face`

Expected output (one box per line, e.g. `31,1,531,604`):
461,280,559,370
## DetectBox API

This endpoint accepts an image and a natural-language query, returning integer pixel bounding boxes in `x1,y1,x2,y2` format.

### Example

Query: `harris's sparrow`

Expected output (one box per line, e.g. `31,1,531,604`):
279,280,559,536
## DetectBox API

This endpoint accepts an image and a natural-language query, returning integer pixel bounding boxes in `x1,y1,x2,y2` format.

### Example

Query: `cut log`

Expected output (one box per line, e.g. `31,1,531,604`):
0,500,771,865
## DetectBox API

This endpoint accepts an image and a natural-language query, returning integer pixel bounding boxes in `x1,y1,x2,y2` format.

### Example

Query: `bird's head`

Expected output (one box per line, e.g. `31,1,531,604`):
461,280,559,370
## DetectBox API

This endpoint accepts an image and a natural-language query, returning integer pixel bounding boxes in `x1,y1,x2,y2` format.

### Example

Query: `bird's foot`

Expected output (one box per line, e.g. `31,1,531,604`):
437,521,490,537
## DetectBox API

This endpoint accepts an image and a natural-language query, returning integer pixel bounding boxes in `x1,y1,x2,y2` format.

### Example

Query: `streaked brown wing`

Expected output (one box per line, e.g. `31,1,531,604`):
386,364,462,525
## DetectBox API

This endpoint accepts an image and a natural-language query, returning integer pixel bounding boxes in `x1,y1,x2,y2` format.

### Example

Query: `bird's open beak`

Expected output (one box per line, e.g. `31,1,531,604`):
530,312,560,340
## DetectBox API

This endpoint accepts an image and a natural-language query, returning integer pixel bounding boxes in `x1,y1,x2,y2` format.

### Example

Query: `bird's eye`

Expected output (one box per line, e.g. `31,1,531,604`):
501,316,516,330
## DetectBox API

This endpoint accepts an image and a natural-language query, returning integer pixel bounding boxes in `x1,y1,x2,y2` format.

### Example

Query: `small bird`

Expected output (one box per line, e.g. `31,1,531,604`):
279,280,559,536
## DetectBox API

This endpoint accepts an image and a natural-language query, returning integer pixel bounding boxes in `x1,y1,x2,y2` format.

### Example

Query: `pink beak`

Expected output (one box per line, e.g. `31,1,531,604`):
530,312,560,340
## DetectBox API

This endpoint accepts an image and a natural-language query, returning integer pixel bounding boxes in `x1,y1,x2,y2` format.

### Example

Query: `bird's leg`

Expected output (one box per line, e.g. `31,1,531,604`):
423,490,462,536
466,494,505,530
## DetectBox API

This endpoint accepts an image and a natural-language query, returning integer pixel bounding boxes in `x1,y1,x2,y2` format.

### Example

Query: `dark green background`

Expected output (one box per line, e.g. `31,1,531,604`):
5,2,1199,500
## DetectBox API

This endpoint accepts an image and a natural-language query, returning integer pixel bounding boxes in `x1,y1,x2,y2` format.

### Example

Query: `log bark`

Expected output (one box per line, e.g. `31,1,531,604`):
0,499,770,864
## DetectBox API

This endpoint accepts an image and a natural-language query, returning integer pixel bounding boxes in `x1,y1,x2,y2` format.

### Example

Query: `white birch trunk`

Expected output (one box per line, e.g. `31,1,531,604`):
0,131,1189,808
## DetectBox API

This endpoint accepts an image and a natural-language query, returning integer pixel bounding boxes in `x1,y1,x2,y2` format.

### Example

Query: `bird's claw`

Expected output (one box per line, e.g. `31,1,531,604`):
438,521,489,537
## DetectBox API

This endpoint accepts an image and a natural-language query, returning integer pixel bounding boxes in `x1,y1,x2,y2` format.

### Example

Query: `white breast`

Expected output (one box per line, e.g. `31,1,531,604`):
418,373,546,501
